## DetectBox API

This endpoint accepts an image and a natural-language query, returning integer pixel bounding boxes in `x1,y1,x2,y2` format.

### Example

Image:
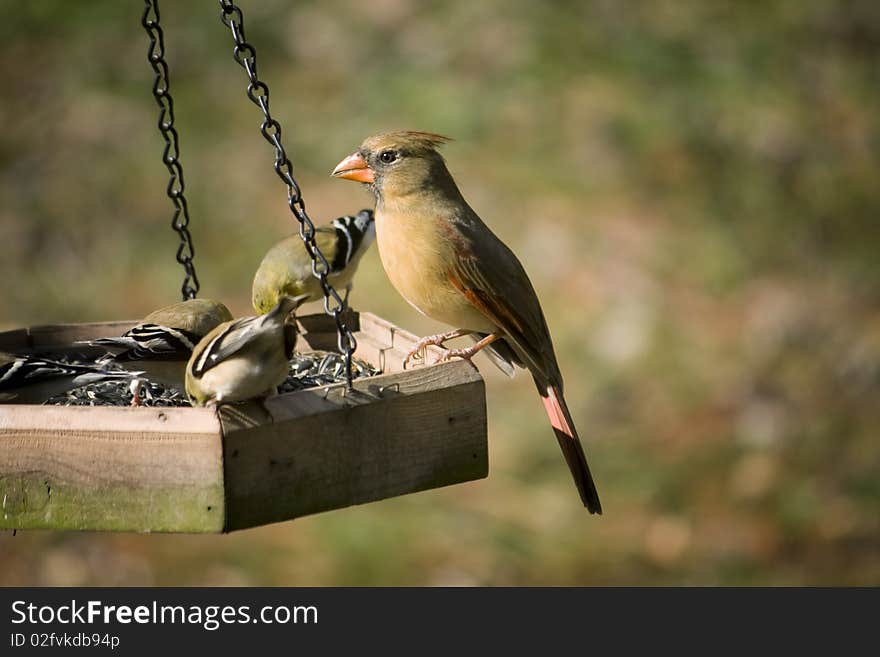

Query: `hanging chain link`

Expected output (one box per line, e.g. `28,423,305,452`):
141,0,200,301
218,0,357,387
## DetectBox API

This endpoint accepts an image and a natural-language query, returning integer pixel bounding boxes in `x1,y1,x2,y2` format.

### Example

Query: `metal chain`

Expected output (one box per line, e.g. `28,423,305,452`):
218,0,357,387
141,0,200,301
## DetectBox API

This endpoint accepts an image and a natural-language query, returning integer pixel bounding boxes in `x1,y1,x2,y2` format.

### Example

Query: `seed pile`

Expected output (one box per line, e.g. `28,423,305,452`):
45,351,380,407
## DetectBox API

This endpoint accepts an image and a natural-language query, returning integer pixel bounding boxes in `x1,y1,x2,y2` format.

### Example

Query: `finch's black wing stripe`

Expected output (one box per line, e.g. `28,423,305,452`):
330,213,372,274
191,317,256,378
331,225,353,273
109,324,200,362
88,336,139,354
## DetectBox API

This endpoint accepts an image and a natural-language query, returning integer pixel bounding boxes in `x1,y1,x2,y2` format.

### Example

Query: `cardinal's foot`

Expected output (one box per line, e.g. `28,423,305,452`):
434,346,480,370
403,329,473,369
433,331,504,369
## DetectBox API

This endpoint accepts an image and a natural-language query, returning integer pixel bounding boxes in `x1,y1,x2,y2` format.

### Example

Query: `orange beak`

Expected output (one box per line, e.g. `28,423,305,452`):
331,152,375,184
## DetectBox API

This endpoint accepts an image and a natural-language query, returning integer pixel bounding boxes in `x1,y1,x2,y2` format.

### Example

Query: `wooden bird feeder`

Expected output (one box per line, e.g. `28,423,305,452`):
0,3,488,533
0,312,488,532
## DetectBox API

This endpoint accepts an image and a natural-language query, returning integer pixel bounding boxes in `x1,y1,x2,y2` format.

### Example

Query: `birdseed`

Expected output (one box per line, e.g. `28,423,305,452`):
44,350,380,407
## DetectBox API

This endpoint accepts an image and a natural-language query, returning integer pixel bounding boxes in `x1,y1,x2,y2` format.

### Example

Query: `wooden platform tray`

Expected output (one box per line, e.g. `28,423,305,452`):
0,312,488,533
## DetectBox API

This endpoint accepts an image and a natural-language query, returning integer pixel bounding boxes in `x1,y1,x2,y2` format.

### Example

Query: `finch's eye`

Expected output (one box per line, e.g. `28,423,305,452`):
379,150,398,164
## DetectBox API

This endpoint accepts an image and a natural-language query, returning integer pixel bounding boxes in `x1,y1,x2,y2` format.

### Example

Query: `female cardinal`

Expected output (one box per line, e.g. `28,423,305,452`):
332,131,602,513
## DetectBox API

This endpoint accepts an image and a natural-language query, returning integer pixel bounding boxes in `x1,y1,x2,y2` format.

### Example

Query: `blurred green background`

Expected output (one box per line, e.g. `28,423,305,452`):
1,0,879,585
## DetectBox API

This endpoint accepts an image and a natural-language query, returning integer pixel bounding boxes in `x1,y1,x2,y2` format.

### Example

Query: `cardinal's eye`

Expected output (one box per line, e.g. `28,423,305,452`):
379,150,398,164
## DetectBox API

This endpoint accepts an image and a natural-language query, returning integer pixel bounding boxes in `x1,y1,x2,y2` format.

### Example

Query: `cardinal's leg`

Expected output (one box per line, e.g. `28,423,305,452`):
435,331,503,368
403,328,474,369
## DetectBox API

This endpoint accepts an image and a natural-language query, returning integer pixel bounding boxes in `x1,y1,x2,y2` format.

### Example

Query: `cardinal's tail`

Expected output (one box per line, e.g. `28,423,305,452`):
539,382,602,514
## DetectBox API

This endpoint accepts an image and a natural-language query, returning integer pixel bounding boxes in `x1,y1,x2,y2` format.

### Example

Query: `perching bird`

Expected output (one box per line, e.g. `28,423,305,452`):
0,352,142,405
252,209,376,314
332,130,602,513
83,298,233,404
185,294,307,408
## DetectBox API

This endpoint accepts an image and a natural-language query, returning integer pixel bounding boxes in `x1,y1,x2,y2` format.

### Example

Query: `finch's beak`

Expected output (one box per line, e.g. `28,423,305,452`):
331,152,375,183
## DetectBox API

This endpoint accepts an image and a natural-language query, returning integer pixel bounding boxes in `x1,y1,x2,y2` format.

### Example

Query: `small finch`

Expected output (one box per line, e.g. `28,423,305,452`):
83,298,233,404
252,209,375,314
185,295,307,408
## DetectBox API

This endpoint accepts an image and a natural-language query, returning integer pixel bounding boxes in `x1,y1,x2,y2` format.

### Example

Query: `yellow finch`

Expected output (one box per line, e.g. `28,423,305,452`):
84,298,233,403
252,209,375,314
185,295,307,408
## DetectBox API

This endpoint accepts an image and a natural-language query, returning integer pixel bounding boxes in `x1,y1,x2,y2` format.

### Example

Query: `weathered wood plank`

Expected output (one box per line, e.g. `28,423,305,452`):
0,406,224,532
0,328,29,352
356,311,445,372
220,361,487,530
294,311,360,353
296,309,359,336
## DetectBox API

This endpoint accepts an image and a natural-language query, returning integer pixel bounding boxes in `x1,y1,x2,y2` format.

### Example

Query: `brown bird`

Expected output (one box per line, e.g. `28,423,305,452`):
332,131,601,513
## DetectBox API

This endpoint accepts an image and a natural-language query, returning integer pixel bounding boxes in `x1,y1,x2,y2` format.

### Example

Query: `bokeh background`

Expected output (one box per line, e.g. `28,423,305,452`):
1,0,878,585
